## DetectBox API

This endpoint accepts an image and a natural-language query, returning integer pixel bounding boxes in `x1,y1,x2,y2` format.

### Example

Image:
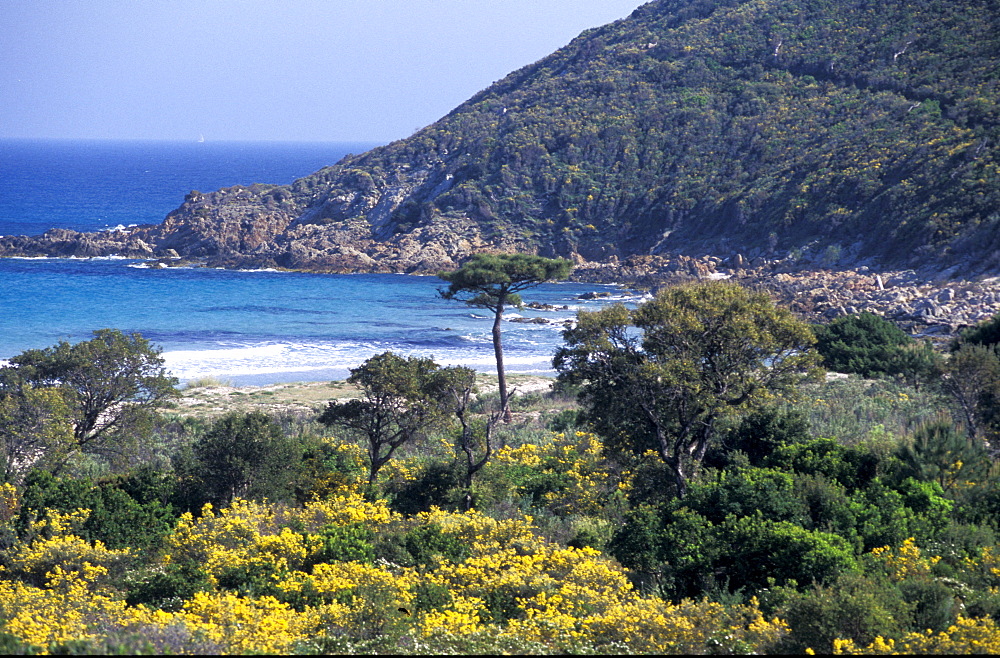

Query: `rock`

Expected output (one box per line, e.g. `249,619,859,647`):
937,288,955,303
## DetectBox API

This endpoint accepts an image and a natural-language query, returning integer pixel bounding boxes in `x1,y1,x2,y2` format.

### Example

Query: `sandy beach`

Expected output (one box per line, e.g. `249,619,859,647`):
168,373,557,419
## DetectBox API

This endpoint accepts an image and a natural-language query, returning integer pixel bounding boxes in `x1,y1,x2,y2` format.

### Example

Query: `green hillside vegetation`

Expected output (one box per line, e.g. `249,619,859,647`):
281,0,1000,270
7,285,1000,652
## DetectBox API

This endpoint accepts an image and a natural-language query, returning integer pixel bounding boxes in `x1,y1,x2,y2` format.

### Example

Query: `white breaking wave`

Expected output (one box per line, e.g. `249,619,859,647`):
161,340,554,384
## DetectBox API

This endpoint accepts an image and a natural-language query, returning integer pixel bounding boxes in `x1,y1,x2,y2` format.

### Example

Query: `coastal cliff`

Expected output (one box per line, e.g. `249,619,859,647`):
2,0,999,279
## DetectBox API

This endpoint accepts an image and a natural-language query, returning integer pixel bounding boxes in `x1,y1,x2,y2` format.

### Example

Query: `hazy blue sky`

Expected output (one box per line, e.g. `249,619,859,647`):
1,0,645,143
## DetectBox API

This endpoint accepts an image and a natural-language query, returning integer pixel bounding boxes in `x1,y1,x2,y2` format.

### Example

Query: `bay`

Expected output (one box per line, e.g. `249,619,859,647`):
0,257,633,386
0,140,633,385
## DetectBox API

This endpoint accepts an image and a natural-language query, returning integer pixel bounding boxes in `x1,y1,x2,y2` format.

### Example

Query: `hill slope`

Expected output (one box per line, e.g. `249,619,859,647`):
3,0,999,274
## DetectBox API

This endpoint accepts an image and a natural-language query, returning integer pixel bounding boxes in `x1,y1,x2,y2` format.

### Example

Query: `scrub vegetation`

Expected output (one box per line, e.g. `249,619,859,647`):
4,281,1000,653
284,0,1000,270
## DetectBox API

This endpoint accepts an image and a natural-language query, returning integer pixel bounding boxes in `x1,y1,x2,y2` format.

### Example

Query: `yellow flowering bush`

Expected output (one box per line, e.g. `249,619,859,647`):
164,501,321,585
490,431,624,516
833,616,1000,654
0,494,792,654
178,591,317,654
0,564,129,651
869,537,941,581
962,545,1000,589
410,508,787,653
3,508,131,590
0,482,18,522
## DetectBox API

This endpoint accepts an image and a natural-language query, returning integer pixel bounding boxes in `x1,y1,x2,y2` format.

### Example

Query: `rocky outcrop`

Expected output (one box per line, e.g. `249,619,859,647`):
744,267,1000,338
570,253,1000,339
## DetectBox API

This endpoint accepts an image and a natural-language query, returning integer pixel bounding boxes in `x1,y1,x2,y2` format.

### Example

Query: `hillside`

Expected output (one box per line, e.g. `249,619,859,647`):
2,0,998,274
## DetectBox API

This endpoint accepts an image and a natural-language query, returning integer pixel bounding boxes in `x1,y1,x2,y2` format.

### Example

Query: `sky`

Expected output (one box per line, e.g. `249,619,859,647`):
1,0,646,144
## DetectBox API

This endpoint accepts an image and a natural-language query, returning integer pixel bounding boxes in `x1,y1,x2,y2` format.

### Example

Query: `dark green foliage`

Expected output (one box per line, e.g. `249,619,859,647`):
17,469,176,552
764,438,881,492
216,561,282,598
814,312,914,379
896,417,993,491
710,406,812,467
792,473,863,548
610,500,859,600
683,467,806,526
546,408,581,433
0,629,39,655
898,577,959,634
387,461,465,515
124,563,212,611
189,411,302,506
777,573,912,654
718,515,858,592
403,523,470,567
411,581,453,613
957,312,1000,349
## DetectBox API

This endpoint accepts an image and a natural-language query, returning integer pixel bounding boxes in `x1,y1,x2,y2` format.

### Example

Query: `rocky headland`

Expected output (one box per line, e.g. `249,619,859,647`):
3,0,998,342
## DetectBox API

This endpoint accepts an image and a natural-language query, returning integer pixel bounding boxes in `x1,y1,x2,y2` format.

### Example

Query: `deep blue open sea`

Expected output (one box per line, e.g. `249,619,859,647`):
0,140,633,385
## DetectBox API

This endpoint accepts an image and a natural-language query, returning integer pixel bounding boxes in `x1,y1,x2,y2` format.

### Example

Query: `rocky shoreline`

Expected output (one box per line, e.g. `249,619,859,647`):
571,254,1000,340
3,227,997,340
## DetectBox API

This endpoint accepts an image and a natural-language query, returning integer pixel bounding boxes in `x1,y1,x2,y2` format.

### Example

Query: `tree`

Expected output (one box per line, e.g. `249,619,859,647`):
0,329,177,465
941,343,1000,444
190,411,302,505
554,281,821,497
318,352,456,485
813,312,923,380
956,312,1000,350
434,365,505,510
0,385,74,483
439,253,572,421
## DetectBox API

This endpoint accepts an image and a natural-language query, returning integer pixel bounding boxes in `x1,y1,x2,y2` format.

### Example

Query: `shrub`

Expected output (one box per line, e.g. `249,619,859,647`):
778,573,910,653
814,312,914,379
189,411,303,505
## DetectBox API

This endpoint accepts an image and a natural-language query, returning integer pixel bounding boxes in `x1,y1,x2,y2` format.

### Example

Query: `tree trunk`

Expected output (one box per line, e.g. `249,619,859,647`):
666,457,688,499
492,304,513,423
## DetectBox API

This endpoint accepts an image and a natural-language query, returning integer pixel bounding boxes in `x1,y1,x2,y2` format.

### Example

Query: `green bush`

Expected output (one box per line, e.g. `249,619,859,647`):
188,411,303,506
765,438,881,492
710,407,812,468
718,515,859,593
318,523,376,565
777,573,910,653
124,563,212,611
814,313,914,379
683,466,807,525
403,523,470,567
956,312,1000,350
17,469,176,552
387,460,464,515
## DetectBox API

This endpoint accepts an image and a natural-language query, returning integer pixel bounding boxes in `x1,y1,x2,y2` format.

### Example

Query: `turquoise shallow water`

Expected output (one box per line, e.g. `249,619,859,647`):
0,257,633,385
0,140,634,384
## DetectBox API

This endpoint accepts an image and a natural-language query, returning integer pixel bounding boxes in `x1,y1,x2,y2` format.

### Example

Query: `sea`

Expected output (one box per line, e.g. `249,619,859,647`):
0,139,635,386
